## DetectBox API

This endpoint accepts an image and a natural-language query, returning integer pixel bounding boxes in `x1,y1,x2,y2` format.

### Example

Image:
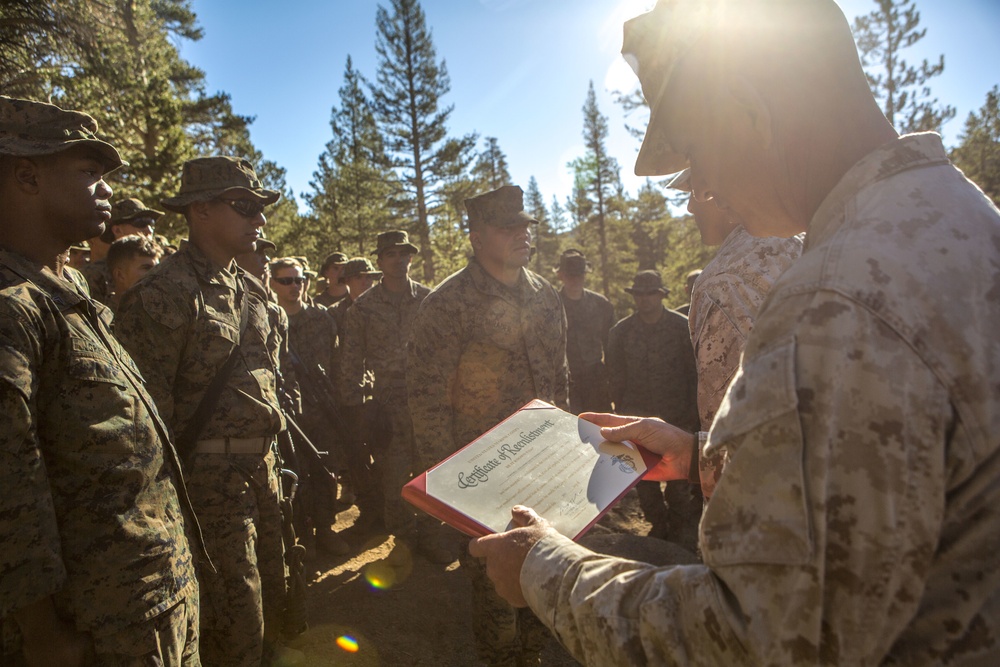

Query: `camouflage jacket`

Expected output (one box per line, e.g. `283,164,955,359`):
314,290,347,309
0,250,197,636
607,307,699,431
115,243,284,441
559,287,615,377
80,257,111,306
521,134,1000,664
407,258,568,469
689,227,802,497
339,278,430,406
286,302,337,379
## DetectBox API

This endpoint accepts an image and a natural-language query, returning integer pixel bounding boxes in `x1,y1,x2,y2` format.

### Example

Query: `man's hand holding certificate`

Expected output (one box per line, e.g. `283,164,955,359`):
402,400,690,540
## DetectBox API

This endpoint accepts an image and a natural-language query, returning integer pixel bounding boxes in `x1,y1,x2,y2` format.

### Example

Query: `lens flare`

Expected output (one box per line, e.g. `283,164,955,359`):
363,560,397,590
336,635,359,653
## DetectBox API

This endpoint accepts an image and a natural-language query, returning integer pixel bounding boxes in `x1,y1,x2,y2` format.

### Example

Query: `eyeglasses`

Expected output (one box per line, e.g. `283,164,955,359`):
218,198,267,219
272,276,307,286
126,217,157,229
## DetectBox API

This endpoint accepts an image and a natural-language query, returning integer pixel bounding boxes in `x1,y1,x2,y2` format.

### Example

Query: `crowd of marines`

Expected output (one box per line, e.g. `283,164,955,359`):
3,0,1000,665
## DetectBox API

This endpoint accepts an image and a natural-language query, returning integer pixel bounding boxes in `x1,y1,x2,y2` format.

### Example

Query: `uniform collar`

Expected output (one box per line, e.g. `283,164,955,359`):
806,133,951,251
468,257,541,302
178,242,241,291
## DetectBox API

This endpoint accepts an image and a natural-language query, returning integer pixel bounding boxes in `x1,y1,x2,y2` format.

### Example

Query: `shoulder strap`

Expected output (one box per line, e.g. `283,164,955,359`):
175,278,251,459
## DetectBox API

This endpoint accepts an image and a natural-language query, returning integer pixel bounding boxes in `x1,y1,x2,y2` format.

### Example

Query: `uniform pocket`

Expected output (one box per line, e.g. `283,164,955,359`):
701,336,813,567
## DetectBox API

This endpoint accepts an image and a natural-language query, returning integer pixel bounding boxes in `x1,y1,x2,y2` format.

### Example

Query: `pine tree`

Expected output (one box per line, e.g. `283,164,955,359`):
307,56,399,257
951,86,1000,206
852,0,955,133
571,81,622,295
370,0,457,283
471,137,512,190
524,177,560,277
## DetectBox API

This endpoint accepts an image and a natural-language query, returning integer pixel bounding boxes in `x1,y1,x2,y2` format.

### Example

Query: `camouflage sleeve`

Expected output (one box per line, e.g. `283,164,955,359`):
338,302,366,408
600,298,615,356
689,275,753,431
522,291,951,664
606,322,625,411
406,292,464,471
0,320,67,616
114,284,189,433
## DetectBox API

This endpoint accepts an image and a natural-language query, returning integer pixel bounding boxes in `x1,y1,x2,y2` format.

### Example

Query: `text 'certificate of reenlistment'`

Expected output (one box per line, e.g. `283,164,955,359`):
423,399,648,539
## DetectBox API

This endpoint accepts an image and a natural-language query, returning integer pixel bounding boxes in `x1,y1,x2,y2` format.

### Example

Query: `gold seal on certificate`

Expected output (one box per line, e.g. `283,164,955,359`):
402,399,659,539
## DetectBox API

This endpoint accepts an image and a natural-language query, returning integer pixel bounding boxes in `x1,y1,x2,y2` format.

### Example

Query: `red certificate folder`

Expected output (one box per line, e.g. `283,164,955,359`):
402,399,662,539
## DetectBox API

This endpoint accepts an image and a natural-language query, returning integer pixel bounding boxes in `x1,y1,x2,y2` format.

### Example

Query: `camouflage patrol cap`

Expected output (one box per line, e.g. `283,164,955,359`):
320,251,349,274
465,185,538,229
373,230,419,256
255,238,276,253
110,197,164,224
339,257,382,283
160,156,280,213
622,0,723,176
625,270,670,296
554,249,590,275
0,96,125,171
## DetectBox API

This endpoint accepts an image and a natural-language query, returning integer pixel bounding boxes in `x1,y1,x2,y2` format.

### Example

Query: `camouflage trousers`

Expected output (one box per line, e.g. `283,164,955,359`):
567,362,612,415
186,449,287,667
1,596,200,667
636,479,704,554
460,547,547,667
372,396,419,535
93,596,201,666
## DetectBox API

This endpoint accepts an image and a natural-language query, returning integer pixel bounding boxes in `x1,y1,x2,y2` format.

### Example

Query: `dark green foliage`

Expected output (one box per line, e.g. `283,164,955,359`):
951,86,1000,206
852,0,955,133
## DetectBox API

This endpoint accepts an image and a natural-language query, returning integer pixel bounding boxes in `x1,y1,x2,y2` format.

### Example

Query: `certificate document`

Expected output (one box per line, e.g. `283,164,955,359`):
402,399,658,539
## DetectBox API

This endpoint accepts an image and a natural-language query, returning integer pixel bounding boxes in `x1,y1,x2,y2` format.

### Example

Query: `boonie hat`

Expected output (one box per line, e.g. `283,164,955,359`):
340,257,383,283
554,249,590,275
373,230,419,256
320,251,349,274
465,185,537,229
161,156,279,213
625,270,670,296
0,96,124,172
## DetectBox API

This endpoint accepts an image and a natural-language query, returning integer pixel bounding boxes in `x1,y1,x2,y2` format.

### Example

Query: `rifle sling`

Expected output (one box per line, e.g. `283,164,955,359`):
176,278,251,459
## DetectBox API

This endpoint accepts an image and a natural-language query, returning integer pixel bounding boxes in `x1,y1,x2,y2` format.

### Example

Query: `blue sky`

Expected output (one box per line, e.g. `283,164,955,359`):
179,0,1000,213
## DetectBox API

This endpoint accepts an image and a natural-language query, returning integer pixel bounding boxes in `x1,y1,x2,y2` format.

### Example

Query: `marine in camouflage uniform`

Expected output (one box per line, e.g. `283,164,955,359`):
481,2,1000,664
408,185,568,667
608,270,699,548
668,167,803,498
314,251,349,308
339,231,430,535
81,197,161,307
269,257,348,557
554,249,615,414
0,96,202,665
327,257,381,336
115,156,287,667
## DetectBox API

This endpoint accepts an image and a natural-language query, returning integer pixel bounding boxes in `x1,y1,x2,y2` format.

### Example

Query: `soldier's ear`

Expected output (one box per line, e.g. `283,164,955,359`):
188,200,212,222
11,157,41,194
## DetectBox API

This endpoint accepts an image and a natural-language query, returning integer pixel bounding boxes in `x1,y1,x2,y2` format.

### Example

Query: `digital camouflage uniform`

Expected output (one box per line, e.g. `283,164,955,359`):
285,301,342,550
688,227,802,498
608,302,700,548
408,255,568,667
560,287,615,414
521,134,1000,665
115,242,287,667
339,277,431,533
80,257,111,306
0,250,200,662
314,290,346,309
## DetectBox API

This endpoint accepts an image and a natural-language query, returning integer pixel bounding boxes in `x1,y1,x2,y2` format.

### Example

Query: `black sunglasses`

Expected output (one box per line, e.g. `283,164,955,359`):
126,217,157,229
273,276,307,286
218,198,267,219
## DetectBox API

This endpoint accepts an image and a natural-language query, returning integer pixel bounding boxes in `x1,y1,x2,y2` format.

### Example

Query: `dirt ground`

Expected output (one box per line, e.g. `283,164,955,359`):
282,489,661,667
